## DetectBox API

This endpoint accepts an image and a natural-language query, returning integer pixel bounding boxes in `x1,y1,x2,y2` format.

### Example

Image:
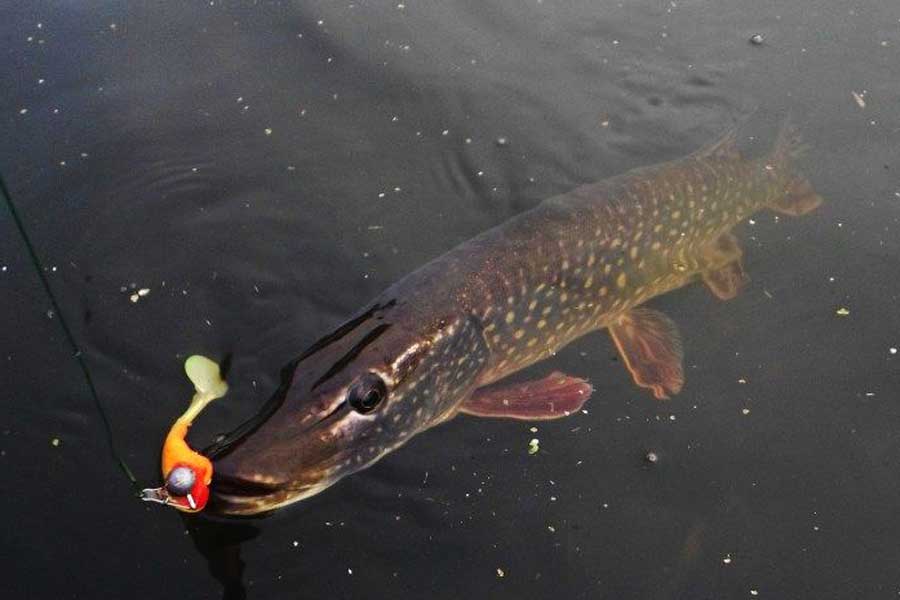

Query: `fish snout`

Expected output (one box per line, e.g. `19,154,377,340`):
208,451,332,516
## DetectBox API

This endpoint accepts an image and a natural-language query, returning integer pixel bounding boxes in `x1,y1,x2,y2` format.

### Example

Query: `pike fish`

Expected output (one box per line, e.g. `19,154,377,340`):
198,122,822,515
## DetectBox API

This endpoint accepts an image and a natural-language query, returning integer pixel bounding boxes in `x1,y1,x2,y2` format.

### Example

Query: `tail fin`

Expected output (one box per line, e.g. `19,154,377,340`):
768,119,823,216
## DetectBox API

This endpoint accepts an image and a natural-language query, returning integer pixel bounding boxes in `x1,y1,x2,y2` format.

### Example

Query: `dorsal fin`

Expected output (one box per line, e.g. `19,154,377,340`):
692,127,741,160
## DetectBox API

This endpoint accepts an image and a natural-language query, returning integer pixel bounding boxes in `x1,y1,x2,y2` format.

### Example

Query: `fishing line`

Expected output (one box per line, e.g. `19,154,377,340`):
0,170,139,493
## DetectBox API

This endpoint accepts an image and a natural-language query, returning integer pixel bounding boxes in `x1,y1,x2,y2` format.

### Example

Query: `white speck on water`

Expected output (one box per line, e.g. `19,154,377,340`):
51,437,60,447
495,136,508,147
852,90,866,109
18,108,28,115
378,192,386,198
723,555,732,565
442,129,449,136
742,408,751,415
264,128,273,135
750,591,759,597
750,33,764,45
465,137,472,144
477,170,484,177
496,567,505,578
890,347,897,355
292,540,299,547
529,426,538,433
38,78,45,84
347,568,353,575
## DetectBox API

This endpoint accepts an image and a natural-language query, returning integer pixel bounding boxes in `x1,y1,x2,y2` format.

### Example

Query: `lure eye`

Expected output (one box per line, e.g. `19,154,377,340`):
347,373,387,414
165,465,197,496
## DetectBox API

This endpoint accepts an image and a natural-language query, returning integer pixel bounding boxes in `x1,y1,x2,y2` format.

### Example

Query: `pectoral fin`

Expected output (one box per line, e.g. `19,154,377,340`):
459,371,592,420
608,308,684,400
700,232,749,300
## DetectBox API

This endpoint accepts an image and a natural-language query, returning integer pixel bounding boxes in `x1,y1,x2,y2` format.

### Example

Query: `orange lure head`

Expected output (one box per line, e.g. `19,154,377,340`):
140,418,213,512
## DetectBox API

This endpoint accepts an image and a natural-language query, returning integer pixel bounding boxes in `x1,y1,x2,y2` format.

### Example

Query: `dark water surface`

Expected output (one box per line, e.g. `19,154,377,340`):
3,1,900,598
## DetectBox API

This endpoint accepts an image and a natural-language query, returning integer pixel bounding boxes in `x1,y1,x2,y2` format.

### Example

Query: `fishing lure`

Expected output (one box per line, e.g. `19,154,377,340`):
141,356,227,512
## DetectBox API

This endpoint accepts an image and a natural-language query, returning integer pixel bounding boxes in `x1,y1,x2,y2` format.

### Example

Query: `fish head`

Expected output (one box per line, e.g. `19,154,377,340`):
206,302,489,516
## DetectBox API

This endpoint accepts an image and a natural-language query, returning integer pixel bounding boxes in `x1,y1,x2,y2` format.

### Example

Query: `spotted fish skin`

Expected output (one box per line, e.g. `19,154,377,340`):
207,125,821,515
387,124,818,389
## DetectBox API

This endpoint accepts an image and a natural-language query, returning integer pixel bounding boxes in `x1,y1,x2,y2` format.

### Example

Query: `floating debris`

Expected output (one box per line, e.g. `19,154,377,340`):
496,567,505,578
890,347,898,355
749,34,764,45
645,451,659,463
528,438,540,455
495,137,509,147
129,287,151,303
851,91,866,109
835,307,850,316
723,555,733,565
742,408,751,415
51,437,60,447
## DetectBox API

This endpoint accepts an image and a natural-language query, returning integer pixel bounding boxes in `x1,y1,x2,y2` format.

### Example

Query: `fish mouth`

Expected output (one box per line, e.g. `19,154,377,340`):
207,474,328,516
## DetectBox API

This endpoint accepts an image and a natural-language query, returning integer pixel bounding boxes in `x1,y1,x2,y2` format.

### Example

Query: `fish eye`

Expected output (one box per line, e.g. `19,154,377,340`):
347,373,387,414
